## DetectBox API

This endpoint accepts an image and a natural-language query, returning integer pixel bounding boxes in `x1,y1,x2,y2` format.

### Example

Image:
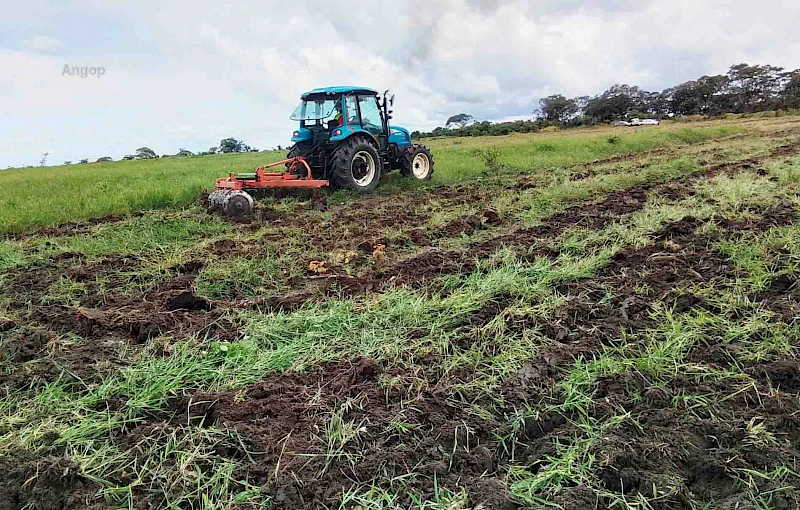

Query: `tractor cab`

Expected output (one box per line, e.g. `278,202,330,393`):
290,86,395,149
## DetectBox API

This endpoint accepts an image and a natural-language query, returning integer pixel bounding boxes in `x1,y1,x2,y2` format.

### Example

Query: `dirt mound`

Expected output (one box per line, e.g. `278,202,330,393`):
0,328,50,362
407,228,431,246
164,291,212,312
0,452,98,510
0,318,17,332
748,361,800,392
438,214,483,237
191,358,515,508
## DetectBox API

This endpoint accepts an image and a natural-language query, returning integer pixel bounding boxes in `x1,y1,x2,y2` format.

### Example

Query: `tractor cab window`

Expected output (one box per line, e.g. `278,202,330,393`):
345,95,359,126
357,96,384,137
290,98,338,126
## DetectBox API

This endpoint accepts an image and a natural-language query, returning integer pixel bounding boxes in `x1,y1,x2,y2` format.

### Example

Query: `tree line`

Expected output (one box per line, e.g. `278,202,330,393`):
413,63,800,139
53,138,265,166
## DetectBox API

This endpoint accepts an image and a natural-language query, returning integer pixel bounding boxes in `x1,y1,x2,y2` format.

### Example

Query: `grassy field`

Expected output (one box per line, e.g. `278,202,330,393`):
0,122,743,233
2,116,800,509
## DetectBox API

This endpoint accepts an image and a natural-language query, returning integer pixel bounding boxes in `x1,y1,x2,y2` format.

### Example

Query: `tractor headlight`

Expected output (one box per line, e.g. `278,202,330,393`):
332,129,342,137
292,131,300,137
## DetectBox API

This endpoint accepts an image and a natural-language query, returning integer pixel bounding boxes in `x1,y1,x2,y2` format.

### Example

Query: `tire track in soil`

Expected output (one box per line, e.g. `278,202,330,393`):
255,138,800,311
0,129,752,242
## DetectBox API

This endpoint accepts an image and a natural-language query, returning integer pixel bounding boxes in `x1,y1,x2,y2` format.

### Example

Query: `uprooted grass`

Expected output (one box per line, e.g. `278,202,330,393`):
1,122,799,509
4,164,798,507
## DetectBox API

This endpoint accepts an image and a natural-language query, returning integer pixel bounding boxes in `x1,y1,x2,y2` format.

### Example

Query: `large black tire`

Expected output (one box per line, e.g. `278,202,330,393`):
400,144,434,180
286,143,310,159
330,137,381,192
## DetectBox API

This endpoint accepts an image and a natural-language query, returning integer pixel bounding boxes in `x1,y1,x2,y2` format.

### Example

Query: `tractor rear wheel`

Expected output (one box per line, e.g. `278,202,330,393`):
331,138,381,192
400,144,434,181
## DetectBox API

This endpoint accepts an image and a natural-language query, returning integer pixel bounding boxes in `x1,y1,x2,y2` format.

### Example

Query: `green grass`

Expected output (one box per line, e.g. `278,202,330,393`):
1,117,799,509
0,124,742,233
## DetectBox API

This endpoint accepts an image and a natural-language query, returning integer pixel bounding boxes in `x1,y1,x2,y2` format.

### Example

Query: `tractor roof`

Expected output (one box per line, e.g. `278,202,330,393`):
301,86,378,98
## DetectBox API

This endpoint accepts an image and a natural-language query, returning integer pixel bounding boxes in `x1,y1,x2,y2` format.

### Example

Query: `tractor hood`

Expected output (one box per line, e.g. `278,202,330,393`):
388,125,412,147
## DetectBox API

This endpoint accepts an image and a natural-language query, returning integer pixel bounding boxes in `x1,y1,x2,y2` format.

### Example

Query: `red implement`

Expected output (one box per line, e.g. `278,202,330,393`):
214,156,329,190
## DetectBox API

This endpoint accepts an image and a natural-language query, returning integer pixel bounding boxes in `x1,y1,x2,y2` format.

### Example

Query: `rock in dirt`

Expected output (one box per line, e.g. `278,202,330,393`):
165,291,212,312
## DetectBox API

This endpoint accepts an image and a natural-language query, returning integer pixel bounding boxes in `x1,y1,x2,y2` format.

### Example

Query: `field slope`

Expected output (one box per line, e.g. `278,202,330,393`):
2,116,800,509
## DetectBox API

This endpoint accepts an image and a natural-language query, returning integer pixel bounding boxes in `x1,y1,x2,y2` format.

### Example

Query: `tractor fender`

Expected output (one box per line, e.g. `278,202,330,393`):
334,130,380,151
331,126,380,148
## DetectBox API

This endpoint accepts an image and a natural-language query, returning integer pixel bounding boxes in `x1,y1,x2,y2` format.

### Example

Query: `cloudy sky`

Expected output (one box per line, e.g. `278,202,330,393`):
2,0,799,168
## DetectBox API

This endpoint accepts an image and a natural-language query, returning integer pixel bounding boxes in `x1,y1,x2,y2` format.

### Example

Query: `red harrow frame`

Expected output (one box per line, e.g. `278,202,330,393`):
208,157,329,216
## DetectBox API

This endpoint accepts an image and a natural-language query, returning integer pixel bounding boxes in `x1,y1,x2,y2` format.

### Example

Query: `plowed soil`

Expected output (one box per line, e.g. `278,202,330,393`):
2,124,800,509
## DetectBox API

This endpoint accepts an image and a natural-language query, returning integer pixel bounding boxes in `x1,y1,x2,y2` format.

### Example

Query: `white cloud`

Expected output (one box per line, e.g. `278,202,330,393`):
24,35,62,52
1,0,800,167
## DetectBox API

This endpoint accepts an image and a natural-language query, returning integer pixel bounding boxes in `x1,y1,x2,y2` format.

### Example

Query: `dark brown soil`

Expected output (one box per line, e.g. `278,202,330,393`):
0,451,99,510
588,370,800,508
162,358,517,509
2,130,800,509
0,326,130,394
2,255,241,347
4,212,145,240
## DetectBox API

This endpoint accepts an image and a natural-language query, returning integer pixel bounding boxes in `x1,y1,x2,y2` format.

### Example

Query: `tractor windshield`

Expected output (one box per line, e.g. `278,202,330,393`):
290,98,339,122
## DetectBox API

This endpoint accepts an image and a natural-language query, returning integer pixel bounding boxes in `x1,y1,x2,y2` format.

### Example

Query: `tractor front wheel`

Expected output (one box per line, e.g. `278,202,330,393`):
400,144,434,181
331,138,381,192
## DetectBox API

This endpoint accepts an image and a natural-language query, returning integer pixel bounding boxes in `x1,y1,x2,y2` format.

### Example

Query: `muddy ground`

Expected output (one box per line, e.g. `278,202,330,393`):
2,125,800,509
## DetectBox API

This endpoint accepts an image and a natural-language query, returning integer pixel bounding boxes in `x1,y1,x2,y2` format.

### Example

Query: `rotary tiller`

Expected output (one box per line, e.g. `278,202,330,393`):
207,156,327,216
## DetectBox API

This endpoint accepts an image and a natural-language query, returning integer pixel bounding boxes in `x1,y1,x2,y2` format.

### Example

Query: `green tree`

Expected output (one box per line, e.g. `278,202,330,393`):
781,71,800,109
134,147,157,159
726,63,788,112
445,113,474,129
219,138,250,153
538,95,578,123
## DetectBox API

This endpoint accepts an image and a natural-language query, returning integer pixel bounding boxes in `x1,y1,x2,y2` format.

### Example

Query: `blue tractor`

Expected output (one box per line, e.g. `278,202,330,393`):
287,86,434,191
209,86,433,216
